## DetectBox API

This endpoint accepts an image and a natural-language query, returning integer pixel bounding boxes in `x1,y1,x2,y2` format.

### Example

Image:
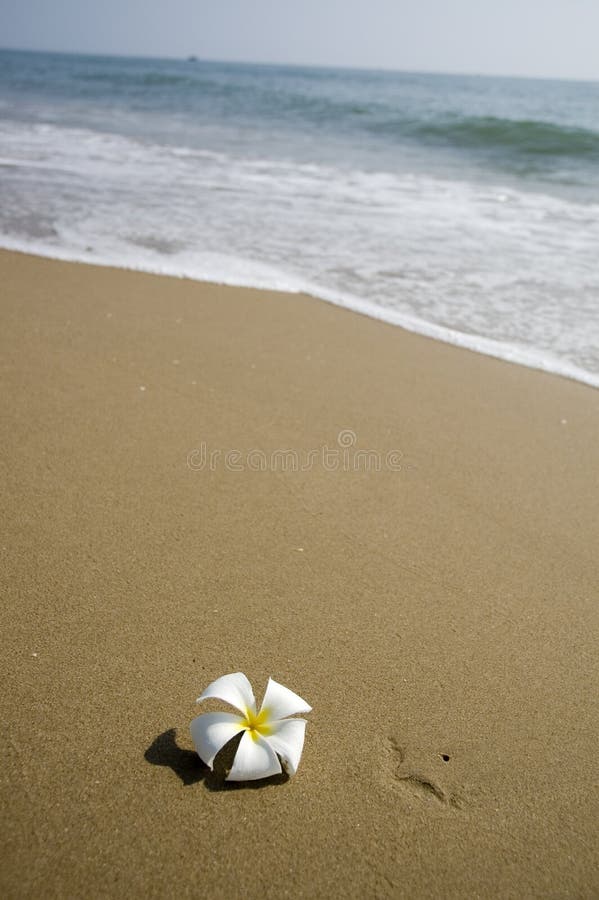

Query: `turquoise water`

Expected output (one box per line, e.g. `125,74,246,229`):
1,49,598,385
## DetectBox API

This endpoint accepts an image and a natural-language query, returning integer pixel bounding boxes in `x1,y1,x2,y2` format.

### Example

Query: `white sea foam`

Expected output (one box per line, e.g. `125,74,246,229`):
1,119,598,388
2,233,597,389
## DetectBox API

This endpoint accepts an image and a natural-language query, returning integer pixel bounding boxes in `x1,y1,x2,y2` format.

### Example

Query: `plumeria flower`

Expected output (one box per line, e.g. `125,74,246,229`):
190,672,311,781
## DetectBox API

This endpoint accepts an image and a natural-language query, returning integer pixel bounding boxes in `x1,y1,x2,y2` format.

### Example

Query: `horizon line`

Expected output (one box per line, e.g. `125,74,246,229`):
1,43,598,86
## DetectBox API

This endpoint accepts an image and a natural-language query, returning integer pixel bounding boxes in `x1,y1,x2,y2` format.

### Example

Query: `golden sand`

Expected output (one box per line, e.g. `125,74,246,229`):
1,250,598,897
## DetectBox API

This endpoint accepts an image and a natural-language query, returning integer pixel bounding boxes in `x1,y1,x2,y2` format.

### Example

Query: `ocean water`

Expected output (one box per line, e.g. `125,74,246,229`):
1,48,598,387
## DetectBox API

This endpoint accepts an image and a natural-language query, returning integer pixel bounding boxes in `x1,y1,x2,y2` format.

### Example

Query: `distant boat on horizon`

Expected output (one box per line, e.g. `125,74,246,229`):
187,55,198,63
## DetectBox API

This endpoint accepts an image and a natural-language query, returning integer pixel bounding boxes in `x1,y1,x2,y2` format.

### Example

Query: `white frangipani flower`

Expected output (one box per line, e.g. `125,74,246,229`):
190,672,311,781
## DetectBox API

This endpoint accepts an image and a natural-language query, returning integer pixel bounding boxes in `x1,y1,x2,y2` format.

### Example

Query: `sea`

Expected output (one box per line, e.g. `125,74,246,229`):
1,48,598,387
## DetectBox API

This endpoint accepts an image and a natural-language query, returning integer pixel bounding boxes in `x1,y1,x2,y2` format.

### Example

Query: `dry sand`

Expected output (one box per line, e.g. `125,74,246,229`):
1,249,598,898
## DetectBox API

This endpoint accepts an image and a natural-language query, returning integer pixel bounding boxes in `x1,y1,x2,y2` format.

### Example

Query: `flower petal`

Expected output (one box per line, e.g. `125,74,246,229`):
266,718,308,776
259,677,312,720
197,672,256,716
226,730,282,781
190,711,245,769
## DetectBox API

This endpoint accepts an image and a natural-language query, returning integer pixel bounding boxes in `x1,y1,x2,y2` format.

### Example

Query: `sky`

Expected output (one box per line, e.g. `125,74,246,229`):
1,0,599,81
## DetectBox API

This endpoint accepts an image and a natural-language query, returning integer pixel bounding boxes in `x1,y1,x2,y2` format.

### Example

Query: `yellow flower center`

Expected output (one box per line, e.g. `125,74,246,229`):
243,707,272,741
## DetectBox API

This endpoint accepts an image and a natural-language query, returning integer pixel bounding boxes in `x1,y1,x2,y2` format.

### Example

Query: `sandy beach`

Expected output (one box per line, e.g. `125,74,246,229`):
1,248,598,898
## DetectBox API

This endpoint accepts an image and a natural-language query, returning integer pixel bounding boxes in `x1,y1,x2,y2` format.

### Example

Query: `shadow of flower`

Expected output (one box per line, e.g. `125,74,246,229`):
145,728,289,791
145,728,206,786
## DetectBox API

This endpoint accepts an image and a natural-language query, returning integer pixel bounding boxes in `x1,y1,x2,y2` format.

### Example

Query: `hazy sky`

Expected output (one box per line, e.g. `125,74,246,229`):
2,0,599,81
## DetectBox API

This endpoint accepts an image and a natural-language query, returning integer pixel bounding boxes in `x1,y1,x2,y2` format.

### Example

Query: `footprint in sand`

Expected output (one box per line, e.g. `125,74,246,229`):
385,737,465,809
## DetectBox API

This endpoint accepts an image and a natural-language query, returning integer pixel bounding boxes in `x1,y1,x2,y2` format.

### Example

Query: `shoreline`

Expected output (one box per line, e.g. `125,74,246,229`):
1,242,597,390
2,249,598,897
